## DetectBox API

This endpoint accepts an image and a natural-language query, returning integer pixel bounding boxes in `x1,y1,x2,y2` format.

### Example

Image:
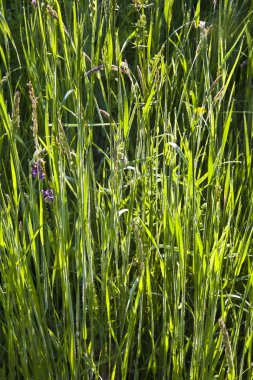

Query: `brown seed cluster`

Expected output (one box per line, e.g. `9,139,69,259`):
27,81,38,149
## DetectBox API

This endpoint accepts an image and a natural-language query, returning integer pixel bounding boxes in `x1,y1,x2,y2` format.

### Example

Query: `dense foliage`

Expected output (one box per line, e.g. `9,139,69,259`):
0,0,252,378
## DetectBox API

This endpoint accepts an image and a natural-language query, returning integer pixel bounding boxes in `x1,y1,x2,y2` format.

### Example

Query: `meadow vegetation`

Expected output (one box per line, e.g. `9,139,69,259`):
0,0,253,378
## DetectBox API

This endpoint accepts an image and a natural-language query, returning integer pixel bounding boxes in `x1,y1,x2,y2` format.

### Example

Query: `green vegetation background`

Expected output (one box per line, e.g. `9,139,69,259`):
0,0,252,379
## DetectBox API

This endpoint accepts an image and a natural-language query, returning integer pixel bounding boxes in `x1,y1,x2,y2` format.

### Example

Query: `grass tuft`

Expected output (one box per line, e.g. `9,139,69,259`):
0,0,252,378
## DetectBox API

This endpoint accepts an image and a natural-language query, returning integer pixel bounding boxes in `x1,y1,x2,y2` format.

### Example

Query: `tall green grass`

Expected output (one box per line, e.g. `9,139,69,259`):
0,0,252,378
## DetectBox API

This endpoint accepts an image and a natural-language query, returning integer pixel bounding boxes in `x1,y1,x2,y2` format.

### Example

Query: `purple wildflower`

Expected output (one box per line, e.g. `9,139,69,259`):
32,163,45,180
41,189,54,204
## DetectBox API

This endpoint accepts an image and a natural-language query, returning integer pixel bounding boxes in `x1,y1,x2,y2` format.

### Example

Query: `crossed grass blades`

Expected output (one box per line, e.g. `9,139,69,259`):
0,0,252,379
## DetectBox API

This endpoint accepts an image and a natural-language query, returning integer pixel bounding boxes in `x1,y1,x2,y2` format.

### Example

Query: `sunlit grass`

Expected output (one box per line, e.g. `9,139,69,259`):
0,0,252,379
